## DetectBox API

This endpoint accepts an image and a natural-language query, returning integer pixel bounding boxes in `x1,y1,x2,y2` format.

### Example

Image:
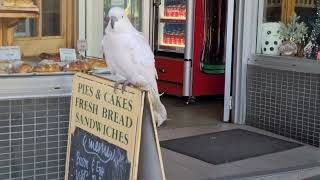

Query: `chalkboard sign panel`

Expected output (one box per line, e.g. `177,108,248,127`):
68,128,131,180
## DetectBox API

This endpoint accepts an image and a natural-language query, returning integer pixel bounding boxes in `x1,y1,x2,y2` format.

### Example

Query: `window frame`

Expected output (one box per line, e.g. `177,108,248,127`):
13,0,75,57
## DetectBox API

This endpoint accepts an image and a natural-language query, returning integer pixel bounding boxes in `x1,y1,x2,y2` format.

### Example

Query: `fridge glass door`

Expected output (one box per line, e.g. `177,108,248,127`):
155,0,187,54
104,0,143,31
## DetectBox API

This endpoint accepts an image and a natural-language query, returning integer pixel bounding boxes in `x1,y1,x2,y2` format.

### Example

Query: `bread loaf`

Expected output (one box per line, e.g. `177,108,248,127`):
66,61,90,72
39,53,60,62
33,64,61,73
16,64,33,73
87,59,107,70
0,61,12,74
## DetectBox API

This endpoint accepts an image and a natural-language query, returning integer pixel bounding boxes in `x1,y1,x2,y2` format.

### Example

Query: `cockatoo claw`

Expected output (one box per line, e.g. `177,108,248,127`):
114,81,123,94
121,81,131,94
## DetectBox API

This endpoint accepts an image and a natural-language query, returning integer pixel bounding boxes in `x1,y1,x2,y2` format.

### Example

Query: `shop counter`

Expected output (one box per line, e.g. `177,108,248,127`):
0,73,111,179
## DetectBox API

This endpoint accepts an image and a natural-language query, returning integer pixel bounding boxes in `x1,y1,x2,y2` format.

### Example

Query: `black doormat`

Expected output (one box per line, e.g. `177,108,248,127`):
161,129,303,165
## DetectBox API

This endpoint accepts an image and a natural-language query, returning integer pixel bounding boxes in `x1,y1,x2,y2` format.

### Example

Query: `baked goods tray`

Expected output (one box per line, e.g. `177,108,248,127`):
0,69,111,77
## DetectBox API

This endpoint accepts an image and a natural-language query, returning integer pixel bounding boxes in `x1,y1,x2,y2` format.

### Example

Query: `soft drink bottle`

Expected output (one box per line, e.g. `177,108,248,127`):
180,25,185,46
182,0,187,17
173,0,179,17
163,24,168,44
177,0,183,17
164,0,168,17
176,25,181,45
168,24,173,45
181,27,185,46
168,0,172,17
170,24,176,45
173,24,179,45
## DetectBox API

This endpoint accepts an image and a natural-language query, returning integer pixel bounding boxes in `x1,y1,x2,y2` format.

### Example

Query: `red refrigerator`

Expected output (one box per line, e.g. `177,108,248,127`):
153,0,227,102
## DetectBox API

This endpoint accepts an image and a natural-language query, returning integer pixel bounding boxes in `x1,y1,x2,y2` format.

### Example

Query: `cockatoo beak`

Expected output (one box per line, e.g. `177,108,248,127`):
110,16,118,29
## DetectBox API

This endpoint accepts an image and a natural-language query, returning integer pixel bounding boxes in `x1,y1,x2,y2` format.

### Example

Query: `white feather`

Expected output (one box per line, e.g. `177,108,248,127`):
102,7,167,126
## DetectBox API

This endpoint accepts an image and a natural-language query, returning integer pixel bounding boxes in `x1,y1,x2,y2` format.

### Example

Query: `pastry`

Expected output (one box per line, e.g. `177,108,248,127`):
33,64,49,73
39,59,57,65
0,61,12,74
16,63,32,73
15,0,34,7
33,64,61,73
48,64,61,72
39,53,60,62
66,63,81,72
66,60,90,72
87,59,107,70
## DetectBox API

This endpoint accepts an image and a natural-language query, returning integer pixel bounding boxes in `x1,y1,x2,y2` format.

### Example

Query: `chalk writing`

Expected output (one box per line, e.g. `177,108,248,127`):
68,128,131,180
76,151,89,169
83,135,126,166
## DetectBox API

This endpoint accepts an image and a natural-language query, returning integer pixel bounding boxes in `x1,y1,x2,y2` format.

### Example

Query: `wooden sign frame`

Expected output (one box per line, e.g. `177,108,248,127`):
65,73,166,180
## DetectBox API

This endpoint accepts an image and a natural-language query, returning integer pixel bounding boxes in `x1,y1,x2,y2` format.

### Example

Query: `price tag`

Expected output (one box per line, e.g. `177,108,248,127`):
77,40,88,52
0,46,21,61
59,48,77,61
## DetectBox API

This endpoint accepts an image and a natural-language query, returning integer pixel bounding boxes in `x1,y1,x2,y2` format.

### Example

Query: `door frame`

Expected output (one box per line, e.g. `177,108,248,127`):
231,0,259,124
223,0,235,122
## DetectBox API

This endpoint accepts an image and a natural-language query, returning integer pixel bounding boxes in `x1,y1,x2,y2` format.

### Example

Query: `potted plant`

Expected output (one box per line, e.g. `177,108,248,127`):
279,13,308,57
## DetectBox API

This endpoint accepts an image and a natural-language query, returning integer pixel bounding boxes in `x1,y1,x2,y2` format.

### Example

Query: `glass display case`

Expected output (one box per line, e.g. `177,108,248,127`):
155,0,186,54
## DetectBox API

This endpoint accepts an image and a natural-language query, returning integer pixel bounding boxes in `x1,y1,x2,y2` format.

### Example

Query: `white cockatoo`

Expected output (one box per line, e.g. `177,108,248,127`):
102,7,167,127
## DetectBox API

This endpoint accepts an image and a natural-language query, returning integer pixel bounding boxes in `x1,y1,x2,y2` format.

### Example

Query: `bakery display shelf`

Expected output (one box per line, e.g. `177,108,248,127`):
0,69,111,77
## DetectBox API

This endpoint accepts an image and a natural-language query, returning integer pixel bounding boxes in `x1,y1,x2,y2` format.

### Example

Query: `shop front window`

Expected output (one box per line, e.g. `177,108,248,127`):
257,0,320,60
42,0,61,36
14,0,61,38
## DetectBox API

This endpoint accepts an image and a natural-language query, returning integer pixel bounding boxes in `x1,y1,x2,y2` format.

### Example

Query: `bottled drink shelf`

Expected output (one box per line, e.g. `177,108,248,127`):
159,45,185,53
160,17,186,23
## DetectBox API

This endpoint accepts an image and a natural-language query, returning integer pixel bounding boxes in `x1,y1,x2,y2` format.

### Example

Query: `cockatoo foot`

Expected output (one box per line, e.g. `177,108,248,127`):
121,80,131,94
114,80,126,94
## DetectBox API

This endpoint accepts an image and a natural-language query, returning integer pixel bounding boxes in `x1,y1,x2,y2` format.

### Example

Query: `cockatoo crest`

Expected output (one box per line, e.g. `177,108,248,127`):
107,7,135,33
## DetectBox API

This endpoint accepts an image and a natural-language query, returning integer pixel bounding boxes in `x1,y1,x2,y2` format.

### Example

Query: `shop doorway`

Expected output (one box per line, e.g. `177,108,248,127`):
151,0,235,128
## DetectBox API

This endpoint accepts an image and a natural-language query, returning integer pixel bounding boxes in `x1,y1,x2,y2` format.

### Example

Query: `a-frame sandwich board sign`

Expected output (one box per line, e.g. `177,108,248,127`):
64,73,166,180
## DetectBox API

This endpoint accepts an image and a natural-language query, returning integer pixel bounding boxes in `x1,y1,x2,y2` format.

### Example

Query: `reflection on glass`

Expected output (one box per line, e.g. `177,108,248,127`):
14,19,37,38
263,0,282,22
295,1,316,30
42,0,61,36
14,0,38,38
103,0,142,31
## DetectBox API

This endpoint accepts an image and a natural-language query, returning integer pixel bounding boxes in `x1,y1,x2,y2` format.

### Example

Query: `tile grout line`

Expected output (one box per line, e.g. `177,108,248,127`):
22,100,24,179
9,101,12,180
58,97,60,179
46,98,49,180
34,99,36,180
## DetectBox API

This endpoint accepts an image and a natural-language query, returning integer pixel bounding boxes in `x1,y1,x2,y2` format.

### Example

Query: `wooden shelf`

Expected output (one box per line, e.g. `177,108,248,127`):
0,6,39,12
0,6,39,18
0,5,39,46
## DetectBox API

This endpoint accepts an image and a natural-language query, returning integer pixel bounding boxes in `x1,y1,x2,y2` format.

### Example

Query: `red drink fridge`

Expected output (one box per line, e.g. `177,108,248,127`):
153,0,227,102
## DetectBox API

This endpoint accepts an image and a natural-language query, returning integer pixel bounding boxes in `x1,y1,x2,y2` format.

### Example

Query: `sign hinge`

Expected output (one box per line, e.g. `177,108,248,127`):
229,96,233,110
